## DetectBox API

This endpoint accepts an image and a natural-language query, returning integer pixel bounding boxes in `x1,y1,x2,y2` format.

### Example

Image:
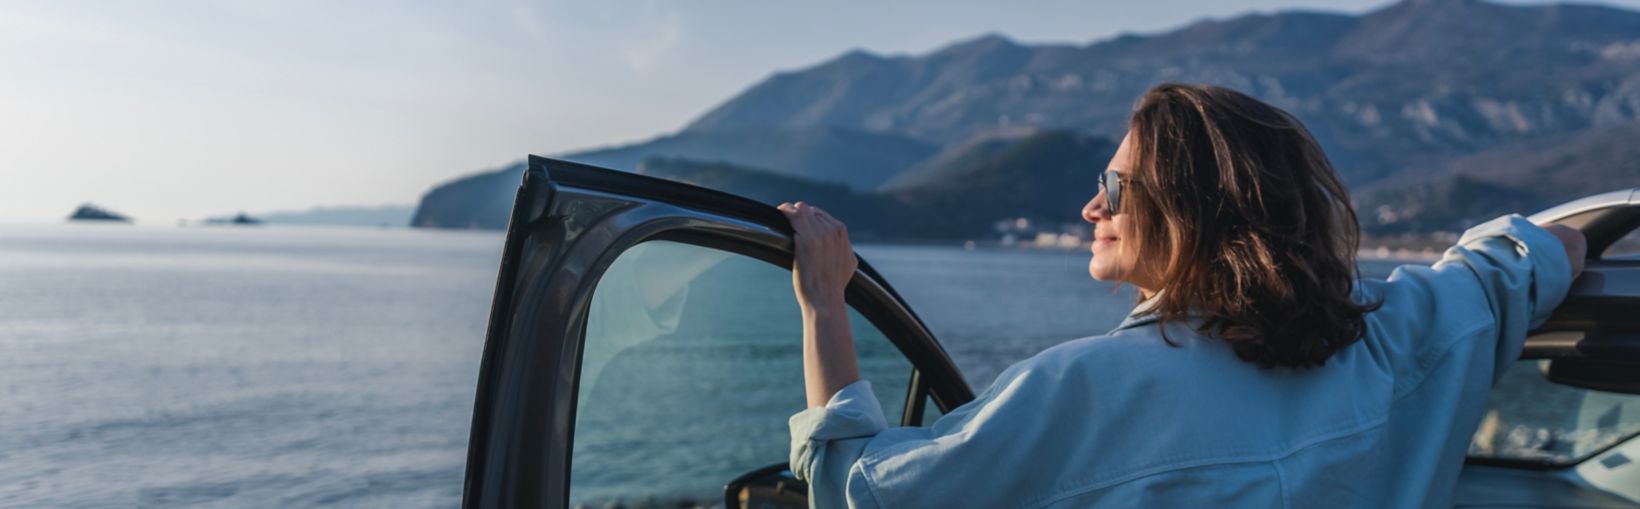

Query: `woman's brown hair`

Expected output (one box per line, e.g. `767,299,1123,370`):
1124,83,1381,369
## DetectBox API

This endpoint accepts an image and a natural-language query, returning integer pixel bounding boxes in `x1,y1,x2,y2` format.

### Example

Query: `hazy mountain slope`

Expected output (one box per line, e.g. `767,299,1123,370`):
561,127,938,190
410,161,524,229
634,157,896,238
876,126,1042,191
1361,120,1640,233
684,0,1640,185
628,132,1115,240
879,131,1116,239
408,125,938,230
415,0,1640,234
636,157,859,209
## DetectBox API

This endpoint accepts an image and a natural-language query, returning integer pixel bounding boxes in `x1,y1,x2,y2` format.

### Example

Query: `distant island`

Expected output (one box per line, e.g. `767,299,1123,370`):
202,212,264,226
68,203,130,222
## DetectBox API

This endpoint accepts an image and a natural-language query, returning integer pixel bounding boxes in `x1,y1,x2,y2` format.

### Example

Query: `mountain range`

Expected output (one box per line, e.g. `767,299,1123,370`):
414,0,1640,236
636,131,1114,240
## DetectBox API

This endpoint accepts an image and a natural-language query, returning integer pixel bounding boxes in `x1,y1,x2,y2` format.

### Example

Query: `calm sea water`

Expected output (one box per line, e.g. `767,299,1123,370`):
0,224,496,508
0,224,1481,508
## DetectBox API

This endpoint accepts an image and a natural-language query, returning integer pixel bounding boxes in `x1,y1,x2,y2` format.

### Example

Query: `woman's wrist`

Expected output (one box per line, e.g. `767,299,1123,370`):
800,301,847,320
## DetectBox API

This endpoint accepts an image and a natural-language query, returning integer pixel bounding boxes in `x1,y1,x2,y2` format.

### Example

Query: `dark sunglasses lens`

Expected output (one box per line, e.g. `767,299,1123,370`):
1105,171,1122,213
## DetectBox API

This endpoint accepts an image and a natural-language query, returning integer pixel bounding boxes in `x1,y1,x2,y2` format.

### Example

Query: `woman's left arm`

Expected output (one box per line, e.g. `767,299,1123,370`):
779,201,863,408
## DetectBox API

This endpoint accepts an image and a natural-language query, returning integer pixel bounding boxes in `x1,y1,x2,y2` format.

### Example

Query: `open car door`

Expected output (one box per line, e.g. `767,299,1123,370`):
1458,188,1640,507
461,156,975,509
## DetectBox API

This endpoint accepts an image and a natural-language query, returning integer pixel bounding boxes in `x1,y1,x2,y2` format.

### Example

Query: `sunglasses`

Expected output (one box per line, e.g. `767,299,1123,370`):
1099,169,1124,214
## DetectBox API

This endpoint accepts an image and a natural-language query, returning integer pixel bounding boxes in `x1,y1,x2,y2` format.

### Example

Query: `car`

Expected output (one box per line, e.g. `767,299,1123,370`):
460,156,1640,509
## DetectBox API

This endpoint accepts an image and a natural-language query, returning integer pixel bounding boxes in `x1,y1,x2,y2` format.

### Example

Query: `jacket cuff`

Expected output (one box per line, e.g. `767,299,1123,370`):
1457,214,1574,329
788,379,888,481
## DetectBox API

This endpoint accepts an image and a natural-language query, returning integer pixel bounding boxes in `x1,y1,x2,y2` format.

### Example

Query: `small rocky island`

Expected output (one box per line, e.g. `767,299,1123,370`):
68,203,130,222
203,212,264,226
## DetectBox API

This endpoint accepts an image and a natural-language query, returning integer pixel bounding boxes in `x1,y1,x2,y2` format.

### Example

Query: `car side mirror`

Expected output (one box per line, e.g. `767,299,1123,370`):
1549,358,1640,394
724,463,807,509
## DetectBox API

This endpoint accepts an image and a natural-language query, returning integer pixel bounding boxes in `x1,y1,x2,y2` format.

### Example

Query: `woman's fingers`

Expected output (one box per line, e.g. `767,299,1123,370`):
783,204,819,256
781,201,852,311
781,202,816,227
781,201,847,251
779,202,853,251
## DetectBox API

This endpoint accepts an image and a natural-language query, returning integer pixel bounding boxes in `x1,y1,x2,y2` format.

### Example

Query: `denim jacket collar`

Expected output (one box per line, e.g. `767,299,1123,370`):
1109,291,1163,333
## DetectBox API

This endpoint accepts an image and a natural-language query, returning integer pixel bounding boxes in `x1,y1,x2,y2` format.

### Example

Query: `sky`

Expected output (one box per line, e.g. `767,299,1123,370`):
4,0,1638,222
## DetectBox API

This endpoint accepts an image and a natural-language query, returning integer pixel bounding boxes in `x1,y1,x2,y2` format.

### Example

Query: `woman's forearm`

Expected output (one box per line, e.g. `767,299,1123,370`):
777,200,864,408
803,304,861,408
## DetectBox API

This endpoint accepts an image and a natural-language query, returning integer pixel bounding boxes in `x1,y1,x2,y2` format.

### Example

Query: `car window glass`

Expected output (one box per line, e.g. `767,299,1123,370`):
1469,359,1640,464
1603,226,1640,259
569,240,912,507
920,394,945,426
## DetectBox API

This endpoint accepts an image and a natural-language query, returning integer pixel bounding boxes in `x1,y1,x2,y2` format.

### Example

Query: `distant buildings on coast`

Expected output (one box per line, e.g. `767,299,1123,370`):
993,217,1089,250
985,215,1449,261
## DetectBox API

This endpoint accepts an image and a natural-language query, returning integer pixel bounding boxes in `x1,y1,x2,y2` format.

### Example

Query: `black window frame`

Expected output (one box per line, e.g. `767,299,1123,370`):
462,156,975,509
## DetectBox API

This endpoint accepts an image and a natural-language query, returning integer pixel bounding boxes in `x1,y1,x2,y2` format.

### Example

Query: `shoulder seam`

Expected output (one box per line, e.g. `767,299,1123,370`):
1274,460,1290,509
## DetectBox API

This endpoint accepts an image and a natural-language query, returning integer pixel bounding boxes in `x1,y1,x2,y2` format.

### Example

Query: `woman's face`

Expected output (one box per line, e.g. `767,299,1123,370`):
1082,133,1149,291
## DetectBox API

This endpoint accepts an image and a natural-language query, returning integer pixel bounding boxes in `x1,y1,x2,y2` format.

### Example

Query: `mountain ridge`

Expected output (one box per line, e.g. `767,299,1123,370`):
681,0,1640,187
637,130,1115,240
414,0,1640,235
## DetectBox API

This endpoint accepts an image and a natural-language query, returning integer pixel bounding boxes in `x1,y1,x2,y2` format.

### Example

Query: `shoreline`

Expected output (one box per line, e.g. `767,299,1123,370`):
858,239,1444,263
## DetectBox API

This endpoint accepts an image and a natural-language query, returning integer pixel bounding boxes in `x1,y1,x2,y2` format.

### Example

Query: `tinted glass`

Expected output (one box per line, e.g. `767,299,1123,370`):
1604,226,1640,259
1469,359,1640,464
569,241,912,507
920,394,946,426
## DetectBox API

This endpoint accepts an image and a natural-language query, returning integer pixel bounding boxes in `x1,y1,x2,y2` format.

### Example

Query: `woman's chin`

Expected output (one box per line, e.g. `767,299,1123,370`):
1088,261,1118,281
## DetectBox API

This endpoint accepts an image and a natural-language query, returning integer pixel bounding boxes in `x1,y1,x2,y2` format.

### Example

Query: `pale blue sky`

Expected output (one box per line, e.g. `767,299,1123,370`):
3,0,1635,222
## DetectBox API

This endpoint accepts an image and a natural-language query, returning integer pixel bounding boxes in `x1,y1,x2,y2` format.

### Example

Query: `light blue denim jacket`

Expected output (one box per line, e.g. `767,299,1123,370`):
789,214,1573,509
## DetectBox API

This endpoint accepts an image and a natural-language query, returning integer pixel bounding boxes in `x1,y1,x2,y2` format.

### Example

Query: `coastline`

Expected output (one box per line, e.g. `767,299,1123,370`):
857,238,1445,263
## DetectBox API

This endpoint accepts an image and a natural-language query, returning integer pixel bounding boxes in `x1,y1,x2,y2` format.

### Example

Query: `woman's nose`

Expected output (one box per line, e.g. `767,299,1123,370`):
1082,191,1108,223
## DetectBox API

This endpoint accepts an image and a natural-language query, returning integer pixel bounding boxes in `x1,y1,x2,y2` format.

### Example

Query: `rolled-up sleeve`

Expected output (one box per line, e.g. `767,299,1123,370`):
788,379,888,509
1444,214,1575,370
1366,213,1575,390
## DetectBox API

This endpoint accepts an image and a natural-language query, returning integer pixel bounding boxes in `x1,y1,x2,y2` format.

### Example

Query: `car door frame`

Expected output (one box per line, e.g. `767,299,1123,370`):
461,156,976,509
1521,188,1640,367
1461,188,1640,474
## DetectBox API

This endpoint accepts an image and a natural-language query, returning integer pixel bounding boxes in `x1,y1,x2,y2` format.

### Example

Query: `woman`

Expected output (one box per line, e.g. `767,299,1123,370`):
776,83,1586,508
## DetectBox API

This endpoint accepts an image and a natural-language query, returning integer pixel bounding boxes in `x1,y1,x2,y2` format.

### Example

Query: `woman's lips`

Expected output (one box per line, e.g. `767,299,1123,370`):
1092,236,1119,250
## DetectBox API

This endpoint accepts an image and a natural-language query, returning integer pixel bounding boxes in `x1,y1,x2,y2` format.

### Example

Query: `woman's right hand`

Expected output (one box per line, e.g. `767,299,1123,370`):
778,201,858,313
1537,222,1587,280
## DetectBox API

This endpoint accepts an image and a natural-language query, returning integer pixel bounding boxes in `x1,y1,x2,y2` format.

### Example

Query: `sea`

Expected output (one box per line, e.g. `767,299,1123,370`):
0,223,1594,508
